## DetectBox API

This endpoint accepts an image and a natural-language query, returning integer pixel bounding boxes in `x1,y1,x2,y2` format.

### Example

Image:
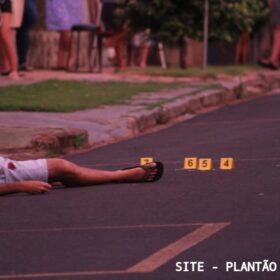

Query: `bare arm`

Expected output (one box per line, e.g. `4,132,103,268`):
0,181,52,195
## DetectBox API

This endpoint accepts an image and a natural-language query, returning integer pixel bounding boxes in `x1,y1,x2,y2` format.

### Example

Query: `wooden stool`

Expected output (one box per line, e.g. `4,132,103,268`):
68,24,101,72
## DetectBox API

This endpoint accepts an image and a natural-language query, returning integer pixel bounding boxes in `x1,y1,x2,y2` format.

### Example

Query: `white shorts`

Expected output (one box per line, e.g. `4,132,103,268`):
0,158,48,184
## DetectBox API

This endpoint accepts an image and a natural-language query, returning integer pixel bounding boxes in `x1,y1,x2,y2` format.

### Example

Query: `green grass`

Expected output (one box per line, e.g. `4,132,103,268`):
121,65,261,77
0,80,180,112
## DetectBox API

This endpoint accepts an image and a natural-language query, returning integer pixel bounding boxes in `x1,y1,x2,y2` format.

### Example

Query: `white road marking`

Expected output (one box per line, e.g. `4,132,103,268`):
0,270,124,279
0,223,204,234
0,222,230,279
126,222,230,273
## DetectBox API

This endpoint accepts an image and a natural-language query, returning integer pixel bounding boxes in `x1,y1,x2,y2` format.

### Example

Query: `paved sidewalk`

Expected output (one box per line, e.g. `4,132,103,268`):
0,69,280,159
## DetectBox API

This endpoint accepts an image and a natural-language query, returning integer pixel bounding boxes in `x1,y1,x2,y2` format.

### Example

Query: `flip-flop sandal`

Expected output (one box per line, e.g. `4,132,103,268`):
1,71,11,76
258,60,279,70
122,161,164,183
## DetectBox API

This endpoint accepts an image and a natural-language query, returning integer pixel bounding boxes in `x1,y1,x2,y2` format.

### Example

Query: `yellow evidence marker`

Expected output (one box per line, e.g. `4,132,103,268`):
220,158,234,170
198,158,213,171
140,157,154,165
184,158,198,170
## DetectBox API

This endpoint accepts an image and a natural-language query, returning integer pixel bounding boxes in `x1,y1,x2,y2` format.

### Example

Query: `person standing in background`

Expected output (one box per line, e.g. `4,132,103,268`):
0,0,21,79
259,0,280,69
45,0,83,70
235,32,250,64
131,29,151,68
16,0,38,71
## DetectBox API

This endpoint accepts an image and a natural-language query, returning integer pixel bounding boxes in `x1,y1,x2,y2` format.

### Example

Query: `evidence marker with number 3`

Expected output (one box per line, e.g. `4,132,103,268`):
220,158,234,170
184,157,198,170
198,158,213,171
140,157,154,165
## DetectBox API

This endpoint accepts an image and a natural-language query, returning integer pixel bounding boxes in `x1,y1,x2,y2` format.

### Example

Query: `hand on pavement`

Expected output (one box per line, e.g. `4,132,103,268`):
18,181,52,194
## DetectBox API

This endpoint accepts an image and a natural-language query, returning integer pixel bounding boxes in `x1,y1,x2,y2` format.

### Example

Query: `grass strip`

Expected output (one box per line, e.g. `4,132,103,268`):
0,80,180,112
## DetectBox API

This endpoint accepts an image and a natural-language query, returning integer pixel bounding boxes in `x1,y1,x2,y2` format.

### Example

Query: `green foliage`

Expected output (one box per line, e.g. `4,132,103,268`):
120,0,270,42
206,0,270,41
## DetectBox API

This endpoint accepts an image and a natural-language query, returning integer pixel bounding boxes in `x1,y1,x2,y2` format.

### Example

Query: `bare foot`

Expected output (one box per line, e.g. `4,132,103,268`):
8,71,21,80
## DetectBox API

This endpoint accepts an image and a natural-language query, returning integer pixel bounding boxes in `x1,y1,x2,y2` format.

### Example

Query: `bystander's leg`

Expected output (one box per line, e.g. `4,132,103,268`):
0,13,19,79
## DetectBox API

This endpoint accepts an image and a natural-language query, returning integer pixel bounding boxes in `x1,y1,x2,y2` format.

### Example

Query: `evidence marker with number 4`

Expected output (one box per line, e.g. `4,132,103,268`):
198,158,213,171
184,157,198,170
220,158,234,170
140,157,154,165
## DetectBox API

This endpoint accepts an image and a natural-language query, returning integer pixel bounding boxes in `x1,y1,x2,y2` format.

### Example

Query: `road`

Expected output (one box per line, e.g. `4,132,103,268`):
0,94,279,280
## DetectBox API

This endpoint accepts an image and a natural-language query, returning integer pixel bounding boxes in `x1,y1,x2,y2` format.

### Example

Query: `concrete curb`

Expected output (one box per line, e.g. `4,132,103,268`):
0,128,89,159
125,74,280,134
30,128,89,154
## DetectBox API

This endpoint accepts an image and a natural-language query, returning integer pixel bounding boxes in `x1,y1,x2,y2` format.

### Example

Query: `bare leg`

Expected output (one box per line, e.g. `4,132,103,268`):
270,25,280,65
235,32,249,65
0,13,19,78
47,159,158,187
139,45,149,68
0,43,10,72
115,37,127,70
57,31,73,69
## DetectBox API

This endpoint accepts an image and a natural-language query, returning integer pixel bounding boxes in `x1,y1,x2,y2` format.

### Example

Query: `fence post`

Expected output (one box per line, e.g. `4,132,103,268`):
158,42,167,69
202,0,209,70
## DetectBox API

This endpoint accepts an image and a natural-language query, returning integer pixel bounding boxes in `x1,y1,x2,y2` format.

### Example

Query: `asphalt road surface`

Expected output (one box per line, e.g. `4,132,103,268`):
1,94,280,280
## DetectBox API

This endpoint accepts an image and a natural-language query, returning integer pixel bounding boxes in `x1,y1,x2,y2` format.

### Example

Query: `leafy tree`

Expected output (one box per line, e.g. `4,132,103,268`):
116,0,270,67
203,0,270,42
119,0,269,42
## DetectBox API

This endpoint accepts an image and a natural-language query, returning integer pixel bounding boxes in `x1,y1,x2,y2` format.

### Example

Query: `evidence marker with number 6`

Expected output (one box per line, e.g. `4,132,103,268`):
184,157,198,170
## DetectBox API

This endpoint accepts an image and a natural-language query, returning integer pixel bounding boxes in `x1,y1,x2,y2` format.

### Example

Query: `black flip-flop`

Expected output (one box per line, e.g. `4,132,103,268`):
1,71,25,77
1,71,11,76
258,60,279,70
122,161,164,183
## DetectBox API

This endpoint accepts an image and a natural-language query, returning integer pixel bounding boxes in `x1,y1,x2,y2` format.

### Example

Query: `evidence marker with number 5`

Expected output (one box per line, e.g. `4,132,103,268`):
198,158,213,171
